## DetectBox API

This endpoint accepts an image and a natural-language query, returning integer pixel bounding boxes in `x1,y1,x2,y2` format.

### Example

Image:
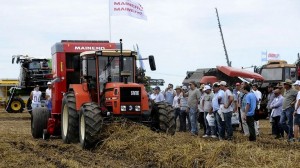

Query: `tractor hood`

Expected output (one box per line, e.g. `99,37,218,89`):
217,66,264,81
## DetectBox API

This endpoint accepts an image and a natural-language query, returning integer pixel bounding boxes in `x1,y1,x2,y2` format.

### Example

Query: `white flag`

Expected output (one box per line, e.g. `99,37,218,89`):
267,53,280,60
109,0,147,20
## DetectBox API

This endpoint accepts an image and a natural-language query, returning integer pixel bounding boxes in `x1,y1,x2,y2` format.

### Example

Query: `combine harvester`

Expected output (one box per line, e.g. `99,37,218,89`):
31,40,175,149
6,55,52,113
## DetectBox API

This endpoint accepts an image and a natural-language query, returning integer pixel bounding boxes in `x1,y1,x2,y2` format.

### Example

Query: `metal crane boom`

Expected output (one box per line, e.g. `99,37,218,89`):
216,8,231,67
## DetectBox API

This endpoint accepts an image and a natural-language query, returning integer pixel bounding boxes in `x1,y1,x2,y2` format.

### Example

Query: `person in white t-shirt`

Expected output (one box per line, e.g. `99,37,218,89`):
252,84,261,136
293,80,300,141
46,82,52,100
46,82,52,110
252,84,262,108
30,85,42,109
219,81,234,140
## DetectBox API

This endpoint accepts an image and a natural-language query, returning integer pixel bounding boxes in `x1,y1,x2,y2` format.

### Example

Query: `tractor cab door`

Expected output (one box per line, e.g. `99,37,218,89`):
82,56,98,102
284,67,297,82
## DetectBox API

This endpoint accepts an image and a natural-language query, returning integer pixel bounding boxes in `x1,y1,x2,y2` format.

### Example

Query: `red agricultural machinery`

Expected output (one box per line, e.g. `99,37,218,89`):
31,40,175,149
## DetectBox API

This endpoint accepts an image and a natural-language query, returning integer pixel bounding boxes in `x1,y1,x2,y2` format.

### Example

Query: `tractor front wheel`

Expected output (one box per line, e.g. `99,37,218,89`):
6,97,25,113
31,107,50,138
61,92,79,144
79,102,103,149
152,103,176,135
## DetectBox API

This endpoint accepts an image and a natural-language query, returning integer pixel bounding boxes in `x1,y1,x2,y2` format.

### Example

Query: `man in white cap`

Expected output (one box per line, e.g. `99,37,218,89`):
46,82,52,100
280,79,298,142
202,85,216,138
219,81,234,140
46,81,52,110
212,82,225,139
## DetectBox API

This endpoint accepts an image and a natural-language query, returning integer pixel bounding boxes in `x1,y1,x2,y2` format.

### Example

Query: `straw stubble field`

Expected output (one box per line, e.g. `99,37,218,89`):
0,109,300,168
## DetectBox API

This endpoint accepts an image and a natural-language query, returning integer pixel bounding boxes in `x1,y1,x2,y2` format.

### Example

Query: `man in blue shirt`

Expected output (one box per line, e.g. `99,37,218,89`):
212,82,225,140
243,84,257,141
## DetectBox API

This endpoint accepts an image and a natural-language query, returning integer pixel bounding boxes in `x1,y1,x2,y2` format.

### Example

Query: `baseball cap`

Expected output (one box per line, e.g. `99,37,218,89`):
213,82,220,87
182,86,187,90
235,83,240,86
154,86,160,90
219,81,227,86
203,85,211,91
47,82,52,85
293,80,300,86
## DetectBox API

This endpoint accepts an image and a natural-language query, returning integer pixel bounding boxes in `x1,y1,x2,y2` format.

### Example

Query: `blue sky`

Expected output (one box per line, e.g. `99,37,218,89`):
1,0,299,88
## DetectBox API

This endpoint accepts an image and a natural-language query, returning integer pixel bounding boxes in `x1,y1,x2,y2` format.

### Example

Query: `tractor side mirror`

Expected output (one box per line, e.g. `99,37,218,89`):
148,55,156,71
73,55,80,71
16,57,20,64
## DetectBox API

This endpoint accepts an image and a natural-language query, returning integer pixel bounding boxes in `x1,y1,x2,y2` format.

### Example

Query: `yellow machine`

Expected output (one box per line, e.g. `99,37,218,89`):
0,79,19,107
0,79,29,110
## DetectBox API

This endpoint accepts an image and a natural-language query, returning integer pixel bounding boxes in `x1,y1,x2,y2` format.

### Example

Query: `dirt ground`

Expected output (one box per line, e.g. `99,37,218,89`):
1,109,300,168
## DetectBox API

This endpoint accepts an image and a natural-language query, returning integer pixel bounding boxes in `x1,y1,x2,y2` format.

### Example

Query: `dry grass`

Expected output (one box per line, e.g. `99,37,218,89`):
98,121,300,168
1,108,300,168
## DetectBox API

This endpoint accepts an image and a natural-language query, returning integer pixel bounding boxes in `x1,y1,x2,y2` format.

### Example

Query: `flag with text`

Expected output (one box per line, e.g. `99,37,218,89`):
109,0,147,20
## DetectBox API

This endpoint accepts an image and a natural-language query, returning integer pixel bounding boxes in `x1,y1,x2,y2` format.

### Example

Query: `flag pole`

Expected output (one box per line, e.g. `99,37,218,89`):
109,0,112,42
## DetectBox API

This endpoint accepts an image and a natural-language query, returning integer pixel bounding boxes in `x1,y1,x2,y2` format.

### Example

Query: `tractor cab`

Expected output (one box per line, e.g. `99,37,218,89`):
78,49,151,118
256,60,297,87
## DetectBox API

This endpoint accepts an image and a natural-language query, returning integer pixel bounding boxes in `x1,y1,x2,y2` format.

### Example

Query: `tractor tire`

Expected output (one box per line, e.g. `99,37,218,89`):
61,92,79,143
79,103,103,149
6,97,25,113
157,103,176,135
31,107,50,138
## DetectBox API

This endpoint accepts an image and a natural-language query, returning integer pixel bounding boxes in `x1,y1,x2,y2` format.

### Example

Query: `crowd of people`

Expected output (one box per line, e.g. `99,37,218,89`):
149,79,300,142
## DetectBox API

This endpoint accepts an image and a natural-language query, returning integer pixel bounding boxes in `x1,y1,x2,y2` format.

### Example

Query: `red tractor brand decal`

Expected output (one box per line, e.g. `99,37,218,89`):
74,46,106,51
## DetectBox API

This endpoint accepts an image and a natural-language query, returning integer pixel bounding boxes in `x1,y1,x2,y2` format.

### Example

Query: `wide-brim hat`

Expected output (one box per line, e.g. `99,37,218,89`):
175,86,182,90
275,83,283,88
283,79,293,85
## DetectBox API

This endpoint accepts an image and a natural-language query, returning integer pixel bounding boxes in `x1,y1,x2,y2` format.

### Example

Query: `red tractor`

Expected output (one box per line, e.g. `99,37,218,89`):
31,40,175,149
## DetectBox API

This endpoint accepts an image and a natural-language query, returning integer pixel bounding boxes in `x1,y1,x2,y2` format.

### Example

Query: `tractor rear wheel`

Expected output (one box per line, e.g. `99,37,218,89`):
31,107,50,138
79,103,103,149
156,103,176,135
6,97,25,113
61,92,79,143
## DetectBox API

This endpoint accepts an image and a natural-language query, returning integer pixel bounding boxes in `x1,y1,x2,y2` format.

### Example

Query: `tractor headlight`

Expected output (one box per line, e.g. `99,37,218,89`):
121,105,126,111
135,105,141,111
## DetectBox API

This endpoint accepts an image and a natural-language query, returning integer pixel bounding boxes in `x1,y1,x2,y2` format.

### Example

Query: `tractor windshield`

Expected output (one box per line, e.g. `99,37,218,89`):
98,56,134,89
260,68,283,81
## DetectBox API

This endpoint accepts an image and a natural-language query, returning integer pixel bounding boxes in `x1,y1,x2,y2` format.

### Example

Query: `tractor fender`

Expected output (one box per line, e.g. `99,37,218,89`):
69,83,91,111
